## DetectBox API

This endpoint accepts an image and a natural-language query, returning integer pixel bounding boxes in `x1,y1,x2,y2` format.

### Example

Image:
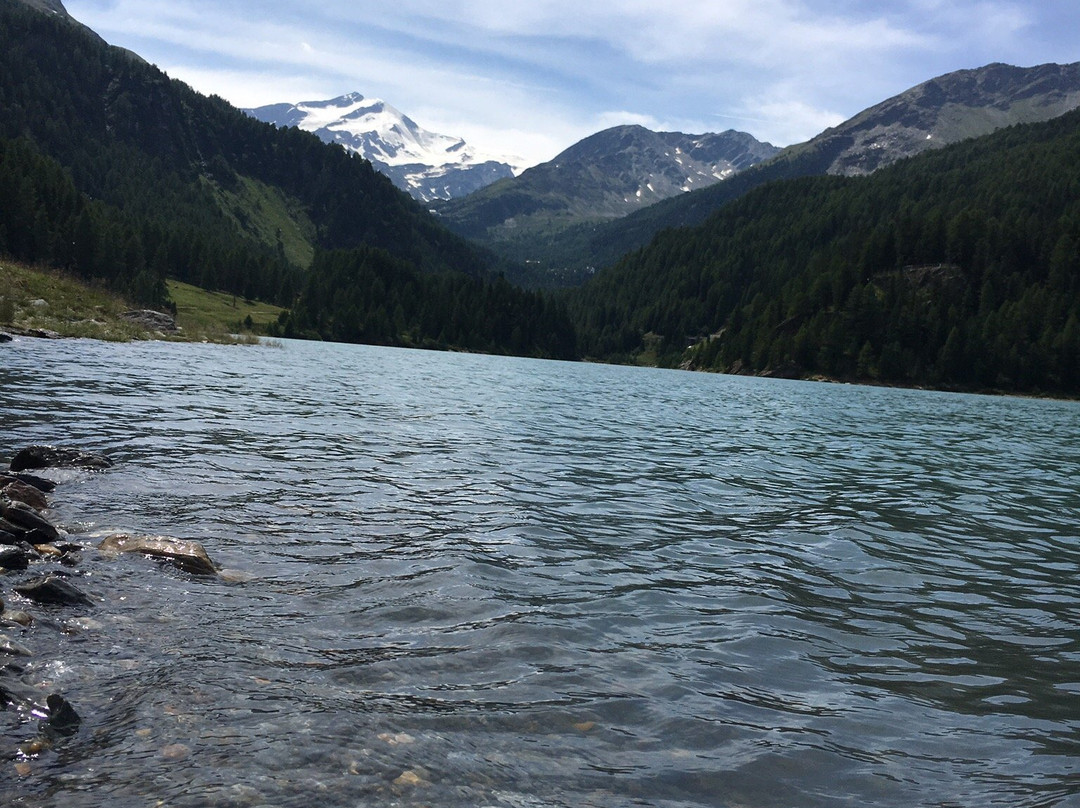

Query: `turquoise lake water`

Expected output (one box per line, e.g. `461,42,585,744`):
1,336,1079,807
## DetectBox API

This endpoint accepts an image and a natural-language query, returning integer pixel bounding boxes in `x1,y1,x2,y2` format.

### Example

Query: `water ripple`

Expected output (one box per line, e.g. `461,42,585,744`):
1,337,1079,807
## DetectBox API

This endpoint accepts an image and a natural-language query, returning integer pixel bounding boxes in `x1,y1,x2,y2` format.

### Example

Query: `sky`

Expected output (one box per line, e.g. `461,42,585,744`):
62,0,1080,168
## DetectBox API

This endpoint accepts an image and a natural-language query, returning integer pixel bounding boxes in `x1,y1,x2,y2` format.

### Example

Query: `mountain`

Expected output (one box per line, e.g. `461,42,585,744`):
434,125,778,281
810,61,1080,176
529,62,1080,282
245,93,520,203
0,0,576,358
567,107,1080,395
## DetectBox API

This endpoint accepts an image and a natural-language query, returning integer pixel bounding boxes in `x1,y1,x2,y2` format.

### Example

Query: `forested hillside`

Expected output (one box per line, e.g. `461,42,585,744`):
0,0,580,356
279,248,576,359
570,109,1080,394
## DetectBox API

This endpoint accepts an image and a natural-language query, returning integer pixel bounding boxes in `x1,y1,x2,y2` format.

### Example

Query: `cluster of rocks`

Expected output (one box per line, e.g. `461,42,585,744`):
1,444,218,764
0,328,60,342
120,309,178,333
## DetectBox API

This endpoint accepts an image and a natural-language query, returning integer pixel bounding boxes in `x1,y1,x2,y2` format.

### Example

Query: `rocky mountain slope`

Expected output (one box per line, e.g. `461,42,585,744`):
801,61,1080,176
433,124,777,278
245,93,519,202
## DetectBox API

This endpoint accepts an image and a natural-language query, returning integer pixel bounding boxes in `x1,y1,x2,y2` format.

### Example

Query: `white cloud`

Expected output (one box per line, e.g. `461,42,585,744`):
738,97,848,147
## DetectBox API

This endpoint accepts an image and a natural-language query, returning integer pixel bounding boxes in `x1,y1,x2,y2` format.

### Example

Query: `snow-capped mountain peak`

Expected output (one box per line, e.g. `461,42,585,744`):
245,93,522,203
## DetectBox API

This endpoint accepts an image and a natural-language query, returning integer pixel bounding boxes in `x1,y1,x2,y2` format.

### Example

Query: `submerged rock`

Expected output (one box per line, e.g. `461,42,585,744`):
14,575,94,607
0,634,32,657
43,694,80,736
0,546,31,571
1,610,32,627
98,534,217,575
9,445,113,472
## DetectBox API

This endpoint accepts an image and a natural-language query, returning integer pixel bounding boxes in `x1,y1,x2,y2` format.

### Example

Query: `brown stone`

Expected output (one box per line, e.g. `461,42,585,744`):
0,479,48,511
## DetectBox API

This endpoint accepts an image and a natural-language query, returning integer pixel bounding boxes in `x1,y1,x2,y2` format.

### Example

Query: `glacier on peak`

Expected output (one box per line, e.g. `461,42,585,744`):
244,92,522,203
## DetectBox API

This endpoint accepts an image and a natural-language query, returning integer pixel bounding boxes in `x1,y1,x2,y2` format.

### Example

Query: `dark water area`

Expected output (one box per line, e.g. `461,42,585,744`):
1,336,1079,807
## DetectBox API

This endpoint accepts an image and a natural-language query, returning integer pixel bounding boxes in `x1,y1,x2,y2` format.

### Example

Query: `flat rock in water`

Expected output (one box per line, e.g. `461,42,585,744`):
9,445,113,472
0,332,11,343
14,575,94,607
98,534,217,575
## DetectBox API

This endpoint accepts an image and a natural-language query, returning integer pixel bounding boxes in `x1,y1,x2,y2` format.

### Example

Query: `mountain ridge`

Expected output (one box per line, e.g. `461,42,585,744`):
803,61,1080,176
485,61,1080,284
433,123,778,279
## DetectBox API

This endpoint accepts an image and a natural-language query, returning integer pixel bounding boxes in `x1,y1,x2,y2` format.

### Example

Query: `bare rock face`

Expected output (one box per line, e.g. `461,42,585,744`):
819,62,1080,177
98,534,217,575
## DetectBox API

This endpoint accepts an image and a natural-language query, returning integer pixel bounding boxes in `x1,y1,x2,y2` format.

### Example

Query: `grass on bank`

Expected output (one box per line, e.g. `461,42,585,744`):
0,261,287,343
0,260,152,341
166,279,287,337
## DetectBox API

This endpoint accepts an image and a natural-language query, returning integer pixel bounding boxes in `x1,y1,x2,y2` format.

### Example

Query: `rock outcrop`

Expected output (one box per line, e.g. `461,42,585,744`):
120,309,178,332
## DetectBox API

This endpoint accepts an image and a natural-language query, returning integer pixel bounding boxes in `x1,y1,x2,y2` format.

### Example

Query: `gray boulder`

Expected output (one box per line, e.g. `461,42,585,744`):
0,498,60,542
14,575,94,607
0,546,31,570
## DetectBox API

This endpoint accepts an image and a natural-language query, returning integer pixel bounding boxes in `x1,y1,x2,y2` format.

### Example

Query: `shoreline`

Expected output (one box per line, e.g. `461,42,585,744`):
1,445,220,774
6,324,1079,403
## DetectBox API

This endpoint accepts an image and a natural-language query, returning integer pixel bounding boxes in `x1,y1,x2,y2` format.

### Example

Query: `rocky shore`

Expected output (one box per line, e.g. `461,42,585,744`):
0,444,218,770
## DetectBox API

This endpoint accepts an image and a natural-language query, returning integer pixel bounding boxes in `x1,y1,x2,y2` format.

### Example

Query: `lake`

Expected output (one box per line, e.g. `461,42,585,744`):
1,336,1079,807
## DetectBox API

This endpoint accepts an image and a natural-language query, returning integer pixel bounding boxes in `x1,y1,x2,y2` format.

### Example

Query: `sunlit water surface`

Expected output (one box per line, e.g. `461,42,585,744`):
1,337,1079,807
